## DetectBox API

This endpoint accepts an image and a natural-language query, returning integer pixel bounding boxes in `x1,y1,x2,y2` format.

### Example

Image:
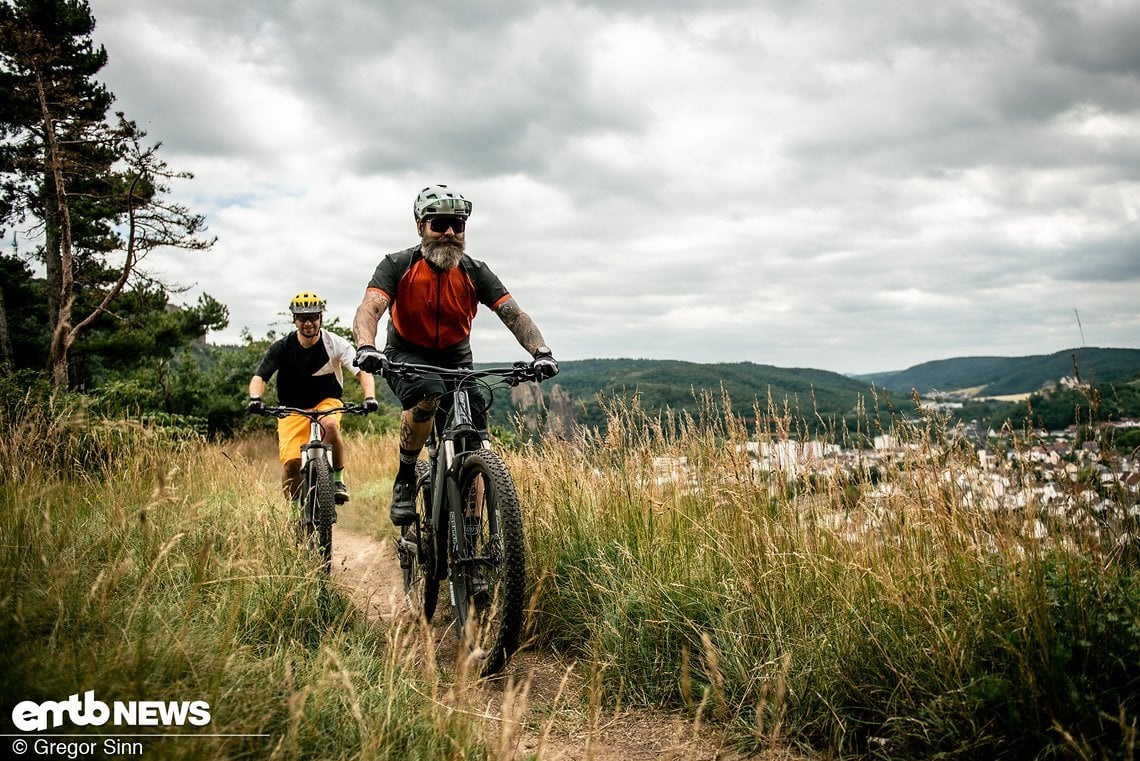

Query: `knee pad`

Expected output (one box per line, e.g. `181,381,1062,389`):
411,395,440,423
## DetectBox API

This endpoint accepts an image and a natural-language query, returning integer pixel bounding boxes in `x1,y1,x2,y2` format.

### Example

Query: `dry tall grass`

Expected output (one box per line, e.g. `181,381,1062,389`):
0,393,489,760
3,387,1137,759
508,392,1139,759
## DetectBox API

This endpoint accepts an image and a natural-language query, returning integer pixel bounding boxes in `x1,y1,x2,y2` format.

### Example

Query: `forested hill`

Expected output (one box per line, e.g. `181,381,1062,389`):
856,347,1140,396
499,358,876,429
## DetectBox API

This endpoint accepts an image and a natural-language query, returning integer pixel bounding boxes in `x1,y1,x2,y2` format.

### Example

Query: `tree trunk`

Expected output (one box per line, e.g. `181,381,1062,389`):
49,318,72,387
43,169,62,330
0,285,13,374
35,71,76,389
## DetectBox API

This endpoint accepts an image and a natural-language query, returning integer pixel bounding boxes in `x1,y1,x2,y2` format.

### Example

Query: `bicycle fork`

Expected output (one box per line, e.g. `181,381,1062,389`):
298,437,332,525
435,440,466,610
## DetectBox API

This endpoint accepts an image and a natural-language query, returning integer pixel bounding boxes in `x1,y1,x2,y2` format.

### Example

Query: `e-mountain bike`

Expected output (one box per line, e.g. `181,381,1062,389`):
258,403,369,573
386,361,542,675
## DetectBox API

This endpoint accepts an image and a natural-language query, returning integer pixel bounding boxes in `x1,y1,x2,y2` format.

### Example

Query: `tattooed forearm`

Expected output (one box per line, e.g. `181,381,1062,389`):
496,297,547,355
353,291,390,347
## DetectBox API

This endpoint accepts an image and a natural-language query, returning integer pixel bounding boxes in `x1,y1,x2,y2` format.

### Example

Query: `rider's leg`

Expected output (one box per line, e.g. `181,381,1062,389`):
282,458,302,500
282,458,302,520
323,416,351,506
397,395,438,480
385,353,445,526
324,416,345,469
389,395,439,526
277,412,307,508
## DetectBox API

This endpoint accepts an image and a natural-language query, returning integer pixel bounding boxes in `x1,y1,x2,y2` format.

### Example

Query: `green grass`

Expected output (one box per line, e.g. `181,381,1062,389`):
513,393,1140,759
3,386,1138,759
0,395,489,760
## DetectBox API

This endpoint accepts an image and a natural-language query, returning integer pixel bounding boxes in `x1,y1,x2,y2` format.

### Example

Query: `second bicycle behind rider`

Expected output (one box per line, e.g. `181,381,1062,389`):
352,184,559,527
249,292,379,518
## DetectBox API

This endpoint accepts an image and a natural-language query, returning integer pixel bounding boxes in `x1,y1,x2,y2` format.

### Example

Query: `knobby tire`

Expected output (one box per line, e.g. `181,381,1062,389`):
454,448,526,676
307,455,335,574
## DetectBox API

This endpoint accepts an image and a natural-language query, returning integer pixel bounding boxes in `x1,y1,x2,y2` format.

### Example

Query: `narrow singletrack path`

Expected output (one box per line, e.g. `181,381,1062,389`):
330,526,806,761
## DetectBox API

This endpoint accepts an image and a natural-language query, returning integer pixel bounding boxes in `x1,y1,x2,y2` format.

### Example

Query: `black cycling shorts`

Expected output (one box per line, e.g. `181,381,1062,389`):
384,346,488,430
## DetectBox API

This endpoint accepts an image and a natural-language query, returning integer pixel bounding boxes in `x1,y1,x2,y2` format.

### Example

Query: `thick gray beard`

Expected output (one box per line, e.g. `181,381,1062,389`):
422,235,465,270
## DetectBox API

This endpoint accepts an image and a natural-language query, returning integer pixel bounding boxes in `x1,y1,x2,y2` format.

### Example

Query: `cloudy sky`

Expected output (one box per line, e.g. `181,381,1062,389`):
84,0,1140,374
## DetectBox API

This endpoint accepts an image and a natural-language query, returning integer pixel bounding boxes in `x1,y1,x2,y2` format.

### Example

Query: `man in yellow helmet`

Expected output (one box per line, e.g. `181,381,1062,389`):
248,292,378,513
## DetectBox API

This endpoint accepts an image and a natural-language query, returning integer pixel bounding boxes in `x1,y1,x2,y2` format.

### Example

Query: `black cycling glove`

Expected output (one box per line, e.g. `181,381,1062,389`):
533,349,559,381
354,345,388,375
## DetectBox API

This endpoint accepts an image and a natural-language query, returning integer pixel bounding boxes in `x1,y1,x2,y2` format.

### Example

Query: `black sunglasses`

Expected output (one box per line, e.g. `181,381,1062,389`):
426,216,466,233
294,313,321,323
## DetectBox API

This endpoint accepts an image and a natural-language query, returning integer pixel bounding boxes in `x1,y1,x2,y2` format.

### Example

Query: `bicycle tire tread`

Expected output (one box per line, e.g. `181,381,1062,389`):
310,455,335,573
461,449,526,675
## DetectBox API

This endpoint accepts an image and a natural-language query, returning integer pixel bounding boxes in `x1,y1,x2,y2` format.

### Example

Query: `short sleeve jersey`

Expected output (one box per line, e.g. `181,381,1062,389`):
254,329,356,409
366,245,511,361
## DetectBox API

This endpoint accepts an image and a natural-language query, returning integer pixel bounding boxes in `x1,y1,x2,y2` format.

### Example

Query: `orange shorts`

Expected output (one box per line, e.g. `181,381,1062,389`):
277,398,343,465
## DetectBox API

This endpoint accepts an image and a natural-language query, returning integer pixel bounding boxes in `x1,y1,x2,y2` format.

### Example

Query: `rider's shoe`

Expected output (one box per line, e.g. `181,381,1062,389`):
390,480,416,526
334,480,349,505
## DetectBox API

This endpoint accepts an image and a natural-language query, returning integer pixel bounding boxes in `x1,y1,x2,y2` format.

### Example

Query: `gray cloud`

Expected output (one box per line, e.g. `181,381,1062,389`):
85,0,1140,374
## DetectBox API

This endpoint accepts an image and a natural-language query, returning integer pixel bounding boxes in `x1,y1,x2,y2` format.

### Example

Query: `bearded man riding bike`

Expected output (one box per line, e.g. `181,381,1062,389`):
352,185,559,526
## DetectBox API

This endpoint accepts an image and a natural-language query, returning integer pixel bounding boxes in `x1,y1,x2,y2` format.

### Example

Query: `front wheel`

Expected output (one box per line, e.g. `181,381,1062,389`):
453,448,526,676
304,455,335,574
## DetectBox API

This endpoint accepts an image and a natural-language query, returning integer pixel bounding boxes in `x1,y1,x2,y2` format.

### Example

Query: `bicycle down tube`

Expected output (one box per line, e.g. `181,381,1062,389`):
387,361,537,675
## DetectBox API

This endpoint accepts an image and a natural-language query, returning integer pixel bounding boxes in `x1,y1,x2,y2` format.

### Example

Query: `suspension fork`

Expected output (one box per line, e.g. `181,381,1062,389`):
298,441,329,524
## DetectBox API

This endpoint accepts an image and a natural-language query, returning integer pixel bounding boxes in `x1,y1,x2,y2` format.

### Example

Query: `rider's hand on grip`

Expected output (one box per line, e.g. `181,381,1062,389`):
247,396,265,414
532,351,559,381
354,345,388,375
363,396,379,413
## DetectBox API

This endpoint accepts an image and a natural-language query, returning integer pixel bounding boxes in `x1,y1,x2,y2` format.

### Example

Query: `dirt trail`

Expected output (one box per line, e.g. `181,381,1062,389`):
330,527,799,760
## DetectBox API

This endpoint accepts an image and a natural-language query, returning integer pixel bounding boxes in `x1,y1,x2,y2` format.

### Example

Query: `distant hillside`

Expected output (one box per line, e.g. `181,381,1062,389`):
856,347,1140,396
490,358,876,431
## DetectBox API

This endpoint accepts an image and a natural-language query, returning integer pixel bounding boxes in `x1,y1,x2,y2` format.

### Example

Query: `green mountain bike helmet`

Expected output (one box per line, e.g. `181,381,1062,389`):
289,291,326,315
414,184,472,220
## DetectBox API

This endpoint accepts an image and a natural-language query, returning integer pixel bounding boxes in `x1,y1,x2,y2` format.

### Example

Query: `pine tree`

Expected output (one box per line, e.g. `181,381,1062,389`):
0,0,214,387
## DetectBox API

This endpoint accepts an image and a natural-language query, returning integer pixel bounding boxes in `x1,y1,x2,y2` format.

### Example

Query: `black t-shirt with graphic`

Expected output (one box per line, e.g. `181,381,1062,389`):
254,330,354,409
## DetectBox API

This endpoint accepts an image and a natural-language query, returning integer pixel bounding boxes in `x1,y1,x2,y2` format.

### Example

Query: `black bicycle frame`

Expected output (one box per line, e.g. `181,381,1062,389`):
425,385,488,593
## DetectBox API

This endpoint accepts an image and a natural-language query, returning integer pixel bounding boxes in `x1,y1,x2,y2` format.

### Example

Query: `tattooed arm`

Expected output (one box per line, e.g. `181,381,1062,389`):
495,297,548,356
353,290,390,348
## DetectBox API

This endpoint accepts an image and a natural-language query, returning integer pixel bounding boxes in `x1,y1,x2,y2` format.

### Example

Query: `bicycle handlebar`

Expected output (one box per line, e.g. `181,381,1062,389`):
255,403,371,420
382,360,541,386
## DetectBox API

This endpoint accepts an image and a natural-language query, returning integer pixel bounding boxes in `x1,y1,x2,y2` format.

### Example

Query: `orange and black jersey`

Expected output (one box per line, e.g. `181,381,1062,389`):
366,245,511,362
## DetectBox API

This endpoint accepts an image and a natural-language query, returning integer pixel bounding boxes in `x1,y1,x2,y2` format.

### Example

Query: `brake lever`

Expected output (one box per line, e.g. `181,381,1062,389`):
507,362,538,386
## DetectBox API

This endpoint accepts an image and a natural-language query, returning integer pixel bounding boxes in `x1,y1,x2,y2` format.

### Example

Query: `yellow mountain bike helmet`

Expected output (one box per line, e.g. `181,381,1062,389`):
289,291,326,315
